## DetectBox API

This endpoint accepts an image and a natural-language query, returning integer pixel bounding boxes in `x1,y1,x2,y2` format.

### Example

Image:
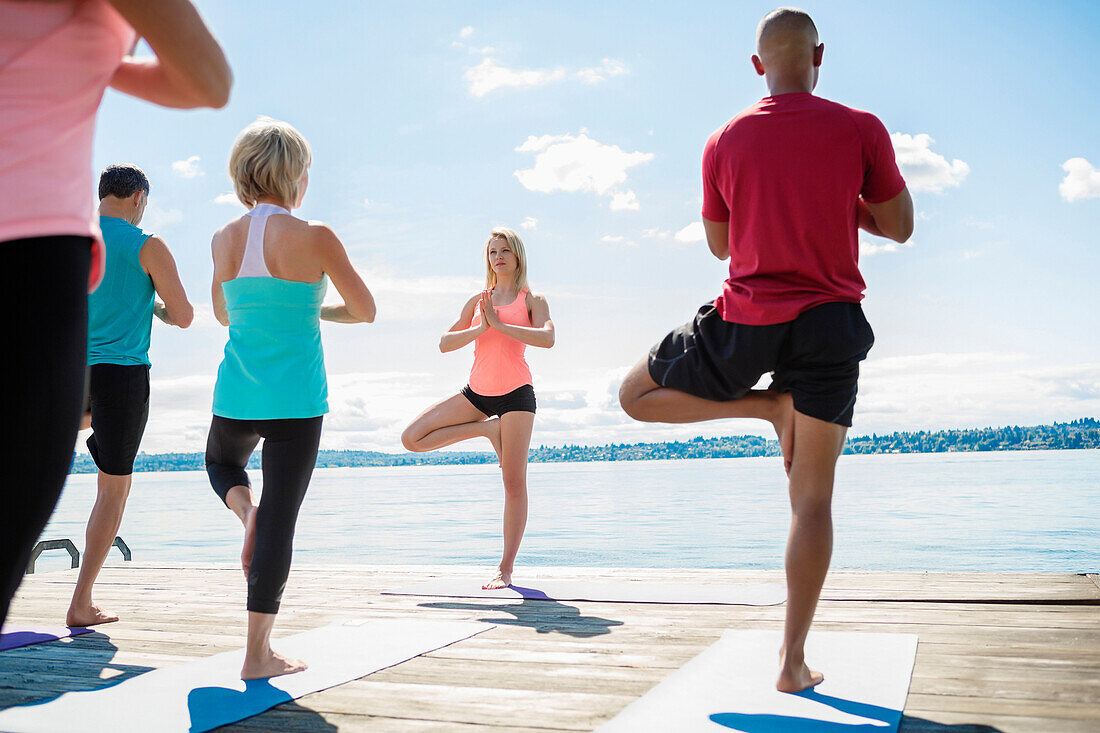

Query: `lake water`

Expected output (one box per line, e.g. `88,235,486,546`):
36,450,1099,574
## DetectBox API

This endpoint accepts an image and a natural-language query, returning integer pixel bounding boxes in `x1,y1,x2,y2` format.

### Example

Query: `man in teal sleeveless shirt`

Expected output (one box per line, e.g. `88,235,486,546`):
67,165,194,627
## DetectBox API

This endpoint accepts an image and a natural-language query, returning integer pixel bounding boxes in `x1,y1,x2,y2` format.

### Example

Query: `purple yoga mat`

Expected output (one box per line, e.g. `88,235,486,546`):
0,625,93,651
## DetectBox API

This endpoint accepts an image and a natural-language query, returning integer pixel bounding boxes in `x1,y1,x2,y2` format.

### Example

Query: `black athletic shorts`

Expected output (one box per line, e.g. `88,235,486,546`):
648,301,874,427
462,384,537,417
86,363,150,475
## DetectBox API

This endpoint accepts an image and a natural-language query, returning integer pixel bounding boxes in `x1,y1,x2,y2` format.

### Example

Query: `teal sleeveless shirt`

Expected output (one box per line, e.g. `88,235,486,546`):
88,216,155,366
212,205,329,420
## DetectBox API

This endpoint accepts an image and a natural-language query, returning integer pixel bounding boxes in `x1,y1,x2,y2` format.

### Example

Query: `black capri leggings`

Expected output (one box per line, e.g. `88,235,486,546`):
0,236,91,628
205,415,323,614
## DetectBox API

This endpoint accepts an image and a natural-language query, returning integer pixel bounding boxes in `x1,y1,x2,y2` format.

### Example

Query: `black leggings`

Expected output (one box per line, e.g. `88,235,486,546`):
205,415,323,614
0,236,91,628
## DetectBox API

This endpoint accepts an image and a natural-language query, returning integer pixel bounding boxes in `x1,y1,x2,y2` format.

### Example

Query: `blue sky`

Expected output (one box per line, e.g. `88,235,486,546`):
88,0,1100,453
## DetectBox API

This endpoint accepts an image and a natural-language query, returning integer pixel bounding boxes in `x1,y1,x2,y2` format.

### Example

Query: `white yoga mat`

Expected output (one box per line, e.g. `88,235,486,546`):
384,578,787,606
0,618,490,733
597,630,918,732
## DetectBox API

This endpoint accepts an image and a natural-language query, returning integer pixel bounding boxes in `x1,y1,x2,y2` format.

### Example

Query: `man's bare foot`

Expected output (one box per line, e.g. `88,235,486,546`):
776,661,824,693
482,568,512,590
241,648,308,680
66,602,119,627
485,418,503,467
771,392,796,476
242,506,258,578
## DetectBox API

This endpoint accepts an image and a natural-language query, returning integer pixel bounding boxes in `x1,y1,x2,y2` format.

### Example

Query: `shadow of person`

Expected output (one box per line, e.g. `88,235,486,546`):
418,598,623,638
187,678,336,733
709,688,1003,731
0,631,153,709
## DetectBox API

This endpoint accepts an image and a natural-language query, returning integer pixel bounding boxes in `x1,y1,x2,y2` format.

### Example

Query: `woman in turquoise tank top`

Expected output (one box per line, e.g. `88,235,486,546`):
402,228,556,591
207,117,376,681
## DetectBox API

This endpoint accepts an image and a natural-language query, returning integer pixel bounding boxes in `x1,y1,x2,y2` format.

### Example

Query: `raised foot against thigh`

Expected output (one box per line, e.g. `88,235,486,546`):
482,568,512,590
241,506,257,578
66,602,119,627
485,417,503,467
771,392,796,475
776,660,824,693
241,649,308,680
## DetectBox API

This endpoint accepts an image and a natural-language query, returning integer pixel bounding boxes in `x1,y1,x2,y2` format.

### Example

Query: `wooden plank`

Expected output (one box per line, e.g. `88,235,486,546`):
5,565,1100,733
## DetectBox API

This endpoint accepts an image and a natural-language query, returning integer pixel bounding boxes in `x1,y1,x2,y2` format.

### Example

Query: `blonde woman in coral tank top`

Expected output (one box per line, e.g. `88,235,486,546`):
402,228,555,589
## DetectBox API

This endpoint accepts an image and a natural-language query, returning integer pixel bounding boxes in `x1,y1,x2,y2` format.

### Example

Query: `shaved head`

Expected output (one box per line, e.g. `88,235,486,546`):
752,7,822,94
756,7,819,66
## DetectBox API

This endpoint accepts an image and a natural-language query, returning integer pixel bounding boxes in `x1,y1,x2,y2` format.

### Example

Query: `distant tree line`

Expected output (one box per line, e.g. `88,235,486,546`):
69,418,1098,475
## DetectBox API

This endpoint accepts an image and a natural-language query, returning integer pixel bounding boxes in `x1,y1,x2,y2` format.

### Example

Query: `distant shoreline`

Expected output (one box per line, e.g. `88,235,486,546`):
68,418,1098,474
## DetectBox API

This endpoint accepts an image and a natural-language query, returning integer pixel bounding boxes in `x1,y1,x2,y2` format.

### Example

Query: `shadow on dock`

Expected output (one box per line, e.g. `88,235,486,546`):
0,631,152,710
418,598,624,637
188,680,336,732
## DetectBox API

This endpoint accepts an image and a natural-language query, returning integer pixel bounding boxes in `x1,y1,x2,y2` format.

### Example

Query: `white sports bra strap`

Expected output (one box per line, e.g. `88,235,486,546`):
239,203,289,278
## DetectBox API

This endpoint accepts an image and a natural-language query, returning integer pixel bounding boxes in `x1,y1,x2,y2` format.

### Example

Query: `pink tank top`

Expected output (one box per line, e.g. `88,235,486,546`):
469,287,534,396
0,0,134,251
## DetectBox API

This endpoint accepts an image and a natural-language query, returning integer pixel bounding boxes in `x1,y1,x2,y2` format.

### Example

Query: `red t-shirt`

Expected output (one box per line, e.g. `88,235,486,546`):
702,92,905,325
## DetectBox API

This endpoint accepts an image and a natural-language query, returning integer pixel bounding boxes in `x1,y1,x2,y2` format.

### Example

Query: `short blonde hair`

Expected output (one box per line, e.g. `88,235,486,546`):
229,117,312,208
484,227,529,292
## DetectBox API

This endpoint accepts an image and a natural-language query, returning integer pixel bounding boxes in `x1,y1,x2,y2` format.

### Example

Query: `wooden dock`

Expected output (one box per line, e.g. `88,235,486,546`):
2,564,1099,731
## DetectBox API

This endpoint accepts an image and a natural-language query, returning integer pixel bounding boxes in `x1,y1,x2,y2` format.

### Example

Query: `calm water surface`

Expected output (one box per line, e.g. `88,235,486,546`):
39,450,1099,573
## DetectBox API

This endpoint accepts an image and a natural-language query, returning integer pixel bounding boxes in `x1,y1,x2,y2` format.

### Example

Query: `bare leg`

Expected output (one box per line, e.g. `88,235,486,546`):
776,411,847,693
619,358,795,470
484,411,534,589
225,484,258,577
241,610,307,680
402,393,501,461
66,471,131,626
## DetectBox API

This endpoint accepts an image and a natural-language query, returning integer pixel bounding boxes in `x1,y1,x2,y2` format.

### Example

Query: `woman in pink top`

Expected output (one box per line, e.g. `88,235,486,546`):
403,228,555,589
0,0,230,630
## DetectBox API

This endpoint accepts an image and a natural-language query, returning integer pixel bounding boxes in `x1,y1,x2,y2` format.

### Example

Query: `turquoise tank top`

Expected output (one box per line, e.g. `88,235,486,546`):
88,216,155,366
212,204,329,420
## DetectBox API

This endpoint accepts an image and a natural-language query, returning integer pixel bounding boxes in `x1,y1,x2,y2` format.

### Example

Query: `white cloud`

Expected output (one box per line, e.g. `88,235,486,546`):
459,25,473,38
171,155,203,179
642,227,672,240
609,190,640,211
890,133,969,193
464,57,628,97
674,222,705,243
142,201,183,230
514,132,654,211
600,234,637,247
465,58,565,97
214,192,246,210
859,236,913,257
520,216,538,230
1059,157,1100,202
575,58,628,84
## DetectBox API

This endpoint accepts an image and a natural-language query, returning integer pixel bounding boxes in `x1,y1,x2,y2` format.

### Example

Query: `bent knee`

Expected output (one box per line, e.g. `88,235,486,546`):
400,430,421,452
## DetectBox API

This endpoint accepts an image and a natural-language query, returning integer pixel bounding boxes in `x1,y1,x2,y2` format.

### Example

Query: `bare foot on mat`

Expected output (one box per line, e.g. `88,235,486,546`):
241,649,308,680
482,569,512,590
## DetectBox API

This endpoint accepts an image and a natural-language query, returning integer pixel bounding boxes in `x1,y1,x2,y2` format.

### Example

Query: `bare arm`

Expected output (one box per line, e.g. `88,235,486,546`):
107,0,232,109
210,232,230,326
860,188,914,243
314,224,375,324
483,292,556,348
703,218,730,260
439,294,486,353
140,236,193,328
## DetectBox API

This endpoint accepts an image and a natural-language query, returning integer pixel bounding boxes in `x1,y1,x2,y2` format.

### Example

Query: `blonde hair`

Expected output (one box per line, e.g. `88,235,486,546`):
229,116,312,208
484,227,529,292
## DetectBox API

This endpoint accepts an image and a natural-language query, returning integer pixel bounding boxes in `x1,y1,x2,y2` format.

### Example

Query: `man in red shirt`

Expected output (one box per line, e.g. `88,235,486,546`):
620,7,913,693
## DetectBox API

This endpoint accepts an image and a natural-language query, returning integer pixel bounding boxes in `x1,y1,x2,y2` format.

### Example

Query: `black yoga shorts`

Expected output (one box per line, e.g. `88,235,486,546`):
86,363,150,475
648,301,874,427
462,384,537,418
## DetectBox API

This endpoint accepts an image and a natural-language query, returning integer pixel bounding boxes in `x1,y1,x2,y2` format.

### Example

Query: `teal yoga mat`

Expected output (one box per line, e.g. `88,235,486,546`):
0,618,490,733
597,630,918,732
